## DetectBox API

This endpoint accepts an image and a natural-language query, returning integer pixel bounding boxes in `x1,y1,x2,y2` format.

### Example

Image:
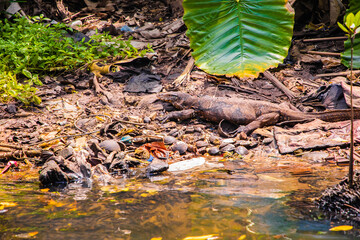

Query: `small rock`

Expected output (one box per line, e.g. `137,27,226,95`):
235,146,249,155
132,137,146,144
128,115,143,123
168,128,178,137
220,139,235,148
146,158,169,175
263,138,273,145
57,147,74,159
249,142,259,149
70,20,82,29
194,126,203,132
185,126,195,133
164,122,177,129
220,144,235,152
99,140,121,152
171,141,188,155
235,140,252,147
164,136,177,145
39,160,68,186
207,147,220,155
144,116,151,123
196,141,208,148
6,104,17,114
209,135,220,145
197,147,207,154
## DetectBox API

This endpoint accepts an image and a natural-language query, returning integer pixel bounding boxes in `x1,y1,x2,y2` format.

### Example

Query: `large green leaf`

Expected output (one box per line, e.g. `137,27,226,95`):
183,0,294,78
341,0,360,69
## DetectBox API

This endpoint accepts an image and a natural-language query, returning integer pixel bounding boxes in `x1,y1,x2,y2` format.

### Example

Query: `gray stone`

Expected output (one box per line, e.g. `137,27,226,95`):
99,140,121,152
208,147,220,155
235,146,249,155
171,141,188,155
164,136,177,145
146,158,169,175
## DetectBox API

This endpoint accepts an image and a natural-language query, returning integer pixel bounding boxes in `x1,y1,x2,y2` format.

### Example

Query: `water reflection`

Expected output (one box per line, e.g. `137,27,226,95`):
0,177,358,240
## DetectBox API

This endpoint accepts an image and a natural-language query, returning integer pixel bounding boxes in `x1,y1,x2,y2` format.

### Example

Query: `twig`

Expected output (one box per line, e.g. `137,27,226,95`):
315,70,360,78
171,57,195,87
263,70,296,100
218,84,279,102
344,203,360,213
113,119,147,126
300,51,341,57
302,36,348,42
63,11,82,22
0,143,23,150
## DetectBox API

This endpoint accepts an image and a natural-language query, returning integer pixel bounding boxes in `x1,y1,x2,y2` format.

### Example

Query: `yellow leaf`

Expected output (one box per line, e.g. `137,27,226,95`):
183,234,219,240
40,188,50,192
238,235,246,240
151,238,162,240
0,202,17,207
140,193,149,197
95,116,105,122
28,232,39,237
329,225,353,231
48,199,65,207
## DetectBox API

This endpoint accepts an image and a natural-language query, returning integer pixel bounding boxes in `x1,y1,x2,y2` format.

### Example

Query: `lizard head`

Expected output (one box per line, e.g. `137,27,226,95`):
157,92,193,109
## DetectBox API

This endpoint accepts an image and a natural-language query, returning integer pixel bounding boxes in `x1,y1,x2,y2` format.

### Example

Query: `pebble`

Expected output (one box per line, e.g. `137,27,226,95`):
70,20,82,28
220,139,235,148
164,136,177,145
220,144,235,152
146,158,169,175
195,141,208,148
143,116,151,123
171,141,188,155
235,146,249,155
197,147,207,154
185,126,195,133
263,138,273,145
99,140,121,152
235,140,252,147
207,147,220,155
209,135,220,145
57,147,74,159
194,126,203,132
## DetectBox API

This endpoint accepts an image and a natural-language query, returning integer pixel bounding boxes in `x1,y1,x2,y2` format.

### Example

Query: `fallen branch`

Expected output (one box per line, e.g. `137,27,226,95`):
303,36,347,42
315,70,360,78
263,71,295,100
0,150,42,160
300,51,341,57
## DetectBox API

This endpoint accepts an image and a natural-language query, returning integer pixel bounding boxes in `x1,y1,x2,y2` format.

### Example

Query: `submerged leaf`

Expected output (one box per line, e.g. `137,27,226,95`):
329,225,353,231
183,0,294,78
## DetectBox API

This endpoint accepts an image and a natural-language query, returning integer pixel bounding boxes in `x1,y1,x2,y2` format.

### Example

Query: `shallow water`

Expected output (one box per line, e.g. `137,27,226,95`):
0,165,359,240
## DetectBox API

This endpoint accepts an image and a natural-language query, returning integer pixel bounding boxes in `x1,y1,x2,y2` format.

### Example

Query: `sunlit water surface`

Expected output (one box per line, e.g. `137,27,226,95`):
0,157,359,240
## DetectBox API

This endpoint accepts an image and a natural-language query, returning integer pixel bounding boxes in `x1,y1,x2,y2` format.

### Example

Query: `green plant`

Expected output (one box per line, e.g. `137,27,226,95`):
337,11,360,188
0,14,152,104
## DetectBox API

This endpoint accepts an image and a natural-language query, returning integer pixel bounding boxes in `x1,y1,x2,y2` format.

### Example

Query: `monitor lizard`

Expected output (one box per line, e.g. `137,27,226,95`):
158,92,360,137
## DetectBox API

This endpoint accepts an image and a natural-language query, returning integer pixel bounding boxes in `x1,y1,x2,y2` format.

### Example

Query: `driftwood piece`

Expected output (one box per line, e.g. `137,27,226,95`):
263,70,295,100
